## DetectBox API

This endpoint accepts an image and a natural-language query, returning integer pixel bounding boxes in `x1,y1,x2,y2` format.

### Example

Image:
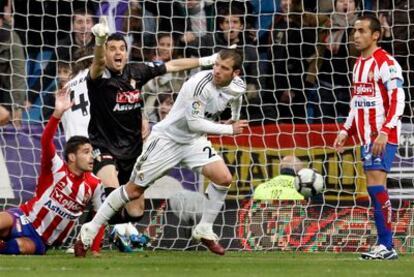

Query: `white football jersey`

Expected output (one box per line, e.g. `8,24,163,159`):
61,69,90,141
152,70,246,143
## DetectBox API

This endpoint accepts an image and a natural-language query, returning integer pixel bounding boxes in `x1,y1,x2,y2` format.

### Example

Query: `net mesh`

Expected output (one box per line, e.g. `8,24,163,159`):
0,0,414,252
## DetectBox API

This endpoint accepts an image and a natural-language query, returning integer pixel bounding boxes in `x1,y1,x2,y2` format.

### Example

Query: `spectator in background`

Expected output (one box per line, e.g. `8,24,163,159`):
97,0,129,34
100,0,156,62
313,0,360,122
0,0,27,126
148,92,177,126
181,4,259,119
143,32,187,120
264,0,329,123
123,1,147,62
142,0,213,36
176,0,214,38
57,7,95,62
374,0,414,121
26,7,95,122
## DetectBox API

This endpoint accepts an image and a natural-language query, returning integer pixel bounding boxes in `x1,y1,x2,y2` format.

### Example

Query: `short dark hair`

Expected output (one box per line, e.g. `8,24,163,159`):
106,33,128,50
217,5,245,27
57,61,71,70
72,7,95,23
218,49,243,71
357,14,381,34
64,136,91,162
72,46,94,76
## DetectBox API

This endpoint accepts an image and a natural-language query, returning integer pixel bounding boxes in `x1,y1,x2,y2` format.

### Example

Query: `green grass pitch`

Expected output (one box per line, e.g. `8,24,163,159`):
0,250,412,277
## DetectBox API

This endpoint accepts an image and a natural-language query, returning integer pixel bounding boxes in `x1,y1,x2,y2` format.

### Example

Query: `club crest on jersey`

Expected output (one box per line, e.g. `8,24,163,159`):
353,82,374,97
192,101,201,115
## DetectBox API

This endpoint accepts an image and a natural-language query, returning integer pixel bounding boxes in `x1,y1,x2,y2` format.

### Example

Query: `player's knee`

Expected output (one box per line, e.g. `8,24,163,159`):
125,198,145,217
16,238,37,255
125,182,145,200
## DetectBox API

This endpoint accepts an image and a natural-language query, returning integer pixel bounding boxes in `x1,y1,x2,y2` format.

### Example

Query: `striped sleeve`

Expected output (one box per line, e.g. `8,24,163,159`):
378,58,405,134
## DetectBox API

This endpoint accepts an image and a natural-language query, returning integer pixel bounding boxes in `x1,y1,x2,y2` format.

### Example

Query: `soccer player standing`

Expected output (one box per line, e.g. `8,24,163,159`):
61,47,94,141
334,15,405,260
75,49,248,257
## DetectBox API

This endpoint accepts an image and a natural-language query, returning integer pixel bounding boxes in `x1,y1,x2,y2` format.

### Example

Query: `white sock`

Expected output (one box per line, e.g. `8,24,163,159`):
199,183,229,226
91,186,129,228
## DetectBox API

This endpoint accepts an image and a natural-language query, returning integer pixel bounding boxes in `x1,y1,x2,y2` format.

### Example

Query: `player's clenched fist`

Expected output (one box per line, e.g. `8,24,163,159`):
92,17,110,46
232,120,248,134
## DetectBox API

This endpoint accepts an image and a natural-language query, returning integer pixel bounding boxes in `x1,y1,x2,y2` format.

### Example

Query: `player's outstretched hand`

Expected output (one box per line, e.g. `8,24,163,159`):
54,87,73,118
333,132,348,153
232,120,248,135
199,53,218,67
199,45,238,67
92,17,110,46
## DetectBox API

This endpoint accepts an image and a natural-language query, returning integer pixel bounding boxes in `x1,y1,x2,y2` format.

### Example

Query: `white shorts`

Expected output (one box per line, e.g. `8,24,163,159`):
130,133,222,187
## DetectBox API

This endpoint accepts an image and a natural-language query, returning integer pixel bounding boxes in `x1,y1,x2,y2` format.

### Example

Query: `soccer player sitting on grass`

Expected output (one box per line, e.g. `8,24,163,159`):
0,88,104,255
334,14,405,260
75,49,248,257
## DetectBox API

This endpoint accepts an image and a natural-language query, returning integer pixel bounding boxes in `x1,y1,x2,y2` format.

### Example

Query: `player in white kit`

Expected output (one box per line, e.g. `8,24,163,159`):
61,50,93,141
75,49,248,256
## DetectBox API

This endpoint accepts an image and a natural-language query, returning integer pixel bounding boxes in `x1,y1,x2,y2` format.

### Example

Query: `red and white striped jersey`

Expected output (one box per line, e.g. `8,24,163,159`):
20,116,103,246
341,48,405,145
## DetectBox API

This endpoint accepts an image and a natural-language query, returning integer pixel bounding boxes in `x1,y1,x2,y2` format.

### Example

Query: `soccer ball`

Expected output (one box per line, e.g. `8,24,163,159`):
294,168,324,198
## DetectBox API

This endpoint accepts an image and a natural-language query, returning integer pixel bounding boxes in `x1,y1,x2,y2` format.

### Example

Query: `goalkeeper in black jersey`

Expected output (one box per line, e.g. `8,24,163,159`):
86,17,219,225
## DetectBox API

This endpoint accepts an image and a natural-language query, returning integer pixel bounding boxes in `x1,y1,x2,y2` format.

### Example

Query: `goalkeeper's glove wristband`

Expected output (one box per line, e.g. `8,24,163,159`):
199,53,218,67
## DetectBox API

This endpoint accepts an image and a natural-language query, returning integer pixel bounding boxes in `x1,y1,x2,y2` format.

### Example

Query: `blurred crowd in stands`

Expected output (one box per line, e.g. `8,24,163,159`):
0,0,413,127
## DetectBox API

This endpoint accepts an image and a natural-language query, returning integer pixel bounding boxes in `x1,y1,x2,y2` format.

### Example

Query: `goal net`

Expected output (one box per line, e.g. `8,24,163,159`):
1,0,414,253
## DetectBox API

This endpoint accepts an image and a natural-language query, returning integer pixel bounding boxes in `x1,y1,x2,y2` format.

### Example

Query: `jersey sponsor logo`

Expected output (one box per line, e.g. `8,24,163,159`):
44,200,78,220
113,102,142,111
114,90,143,112
116,90,142,104
354,100,376,108
353,83,374,97
50,183,85,213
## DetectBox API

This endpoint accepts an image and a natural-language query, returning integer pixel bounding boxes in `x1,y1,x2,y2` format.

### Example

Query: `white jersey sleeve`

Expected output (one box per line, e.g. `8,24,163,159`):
224,76,246,121
91,182,105,212
61,69,91,141
152,70,245,143
185,83,233,136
